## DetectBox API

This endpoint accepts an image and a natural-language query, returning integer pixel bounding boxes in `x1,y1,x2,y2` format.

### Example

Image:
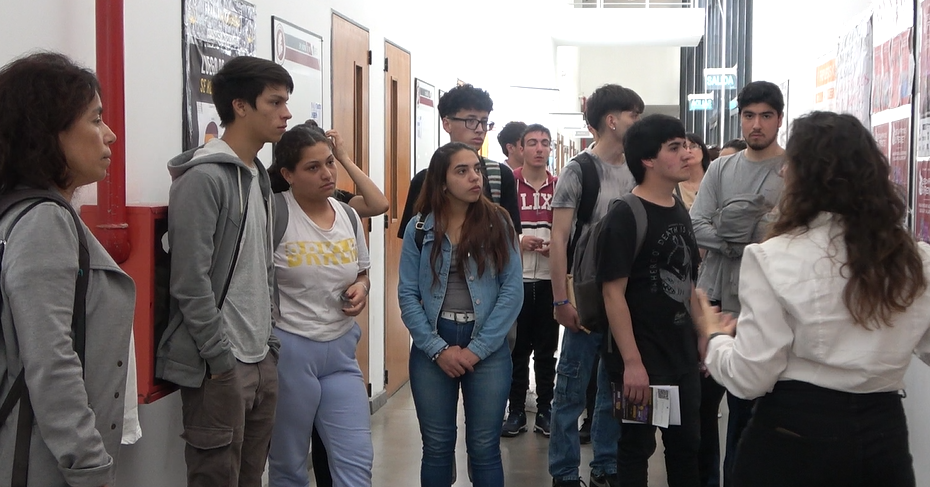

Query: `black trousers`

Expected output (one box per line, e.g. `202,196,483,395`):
698,374,726,487
732,380,915,487
311,428,333,486
616,369,701,487
508,280,560,412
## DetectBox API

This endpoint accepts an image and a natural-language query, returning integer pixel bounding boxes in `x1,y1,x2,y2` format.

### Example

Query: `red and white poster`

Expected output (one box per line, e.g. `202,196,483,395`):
915,159,930,242
272,17,324,127
872,0,915,224
891,118,911,189
814,55,837,111
874,123,891,161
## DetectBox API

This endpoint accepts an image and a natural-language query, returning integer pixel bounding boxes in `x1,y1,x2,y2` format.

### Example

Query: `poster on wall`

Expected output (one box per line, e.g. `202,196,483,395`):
182,0,257,151
917,0,930,158
272,17,323,127
916,159,930,242
871,0,915,220
414,79,438,175
834,14,873,128
437,89,449,146
814,53,837,111
916,0,930,240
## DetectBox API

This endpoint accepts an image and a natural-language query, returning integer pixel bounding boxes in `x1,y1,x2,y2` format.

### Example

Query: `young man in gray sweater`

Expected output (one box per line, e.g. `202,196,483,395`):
689,80,786,487
159,56,292,486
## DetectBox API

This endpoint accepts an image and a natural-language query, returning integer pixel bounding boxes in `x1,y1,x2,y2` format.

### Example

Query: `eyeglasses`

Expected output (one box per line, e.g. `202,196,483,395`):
449,117,494,131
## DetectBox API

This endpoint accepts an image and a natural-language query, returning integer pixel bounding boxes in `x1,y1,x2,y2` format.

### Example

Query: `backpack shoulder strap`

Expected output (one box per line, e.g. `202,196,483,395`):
414,214,427,252
620,193,648,261
575,152,600,225
273,192,288,250
567,152,600,266
336,200,359,236
0,189,88,487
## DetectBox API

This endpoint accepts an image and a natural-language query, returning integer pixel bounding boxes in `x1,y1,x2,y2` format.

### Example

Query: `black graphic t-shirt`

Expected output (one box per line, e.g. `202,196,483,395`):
597,196,701,378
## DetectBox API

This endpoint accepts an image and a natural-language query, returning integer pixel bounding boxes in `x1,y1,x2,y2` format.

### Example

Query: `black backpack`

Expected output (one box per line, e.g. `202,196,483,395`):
567,152,601,266
572,193,647,333
0,189,89,487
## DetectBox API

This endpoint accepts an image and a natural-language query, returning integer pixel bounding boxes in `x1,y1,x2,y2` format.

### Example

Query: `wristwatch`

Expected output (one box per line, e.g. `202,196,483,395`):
431,345,449,362
707,332,730,343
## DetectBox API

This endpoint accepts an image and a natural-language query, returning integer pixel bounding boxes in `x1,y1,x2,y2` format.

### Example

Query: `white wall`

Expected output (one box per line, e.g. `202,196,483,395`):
577,45,682,106
0,1,560,485
752,0,871,123
754,1,930,485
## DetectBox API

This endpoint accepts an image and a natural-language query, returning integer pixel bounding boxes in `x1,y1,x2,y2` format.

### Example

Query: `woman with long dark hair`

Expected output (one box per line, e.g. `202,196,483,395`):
699,111,930,487
398,142,523,486
266,122,373,487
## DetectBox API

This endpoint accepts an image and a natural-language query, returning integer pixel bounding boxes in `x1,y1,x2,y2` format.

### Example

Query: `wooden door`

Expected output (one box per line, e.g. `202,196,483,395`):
332,13,371,387
383,41,411,396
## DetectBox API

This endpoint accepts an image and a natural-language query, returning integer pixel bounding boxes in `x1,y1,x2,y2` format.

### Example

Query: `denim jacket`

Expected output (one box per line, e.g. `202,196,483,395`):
398,212,523,360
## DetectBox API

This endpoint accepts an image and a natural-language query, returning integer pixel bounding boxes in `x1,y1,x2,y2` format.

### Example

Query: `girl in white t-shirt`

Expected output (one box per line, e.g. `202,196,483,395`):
266,122,373,487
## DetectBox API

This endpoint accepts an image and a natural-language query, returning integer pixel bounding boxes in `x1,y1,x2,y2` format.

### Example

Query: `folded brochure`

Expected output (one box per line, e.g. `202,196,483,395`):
612,384,681,428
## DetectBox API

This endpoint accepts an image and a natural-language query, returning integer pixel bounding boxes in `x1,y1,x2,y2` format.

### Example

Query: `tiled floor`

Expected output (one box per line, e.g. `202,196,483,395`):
367,382,729,486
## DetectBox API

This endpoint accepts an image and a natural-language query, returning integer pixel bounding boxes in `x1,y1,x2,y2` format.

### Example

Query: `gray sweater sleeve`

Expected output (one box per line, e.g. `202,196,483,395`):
689,160,728,252
167,168,235,374
4,204,112,486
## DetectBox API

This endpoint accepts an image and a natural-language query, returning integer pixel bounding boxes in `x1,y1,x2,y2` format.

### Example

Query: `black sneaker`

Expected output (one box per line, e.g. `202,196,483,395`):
578,416,592,444
534,410,551,437
552,478,585,487
501,410,527,437
589,472,619,487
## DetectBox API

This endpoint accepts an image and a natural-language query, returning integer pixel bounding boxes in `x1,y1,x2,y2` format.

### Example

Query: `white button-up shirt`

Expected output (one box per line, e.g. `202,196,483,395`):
706,213,930,399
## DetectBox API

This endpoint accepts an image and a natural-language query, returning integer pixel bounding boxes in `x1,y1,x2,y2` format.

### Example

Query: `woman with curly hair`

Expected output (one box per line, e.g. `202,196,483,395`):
0,52,134,487
699,111,930,487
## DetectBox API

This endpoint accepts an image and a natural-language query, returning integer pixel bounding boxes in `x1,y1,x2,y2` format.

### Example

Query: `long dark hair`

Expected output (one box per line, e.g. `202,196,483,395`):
415,142,514,286
0,52,101,193
771,111,926,328
269,120,331,193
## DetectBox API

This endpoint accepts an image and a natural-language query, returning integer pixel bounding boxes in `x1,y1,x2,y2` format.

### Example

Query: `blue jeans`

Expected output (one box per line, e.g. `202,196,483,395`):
548,329,619,481
409,318,512,487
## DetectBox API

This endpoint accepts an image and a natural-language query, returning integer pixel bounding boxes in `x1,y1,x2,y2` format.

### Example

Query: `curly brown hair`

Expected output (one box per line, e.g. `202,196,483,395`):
771,111,926,328
0,52,101,193
415,142,514,287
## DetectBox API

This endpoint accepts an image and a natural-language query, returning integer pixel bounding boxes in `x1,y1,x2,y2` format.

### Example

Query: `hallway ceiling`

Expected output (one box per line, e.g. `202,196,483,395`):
548,7,706,47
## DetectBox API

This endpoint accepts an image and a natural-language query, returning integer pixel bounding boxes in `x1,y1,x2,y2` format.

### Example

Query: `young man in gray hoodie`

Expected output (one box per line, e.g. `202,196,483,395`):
158,55,293,486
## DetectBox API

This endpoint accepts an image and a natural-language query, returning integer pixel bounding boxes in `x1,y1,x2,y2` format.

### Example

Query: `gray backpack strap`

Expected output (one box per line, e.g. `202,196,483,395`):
274,194,359,250
273,192,288,249
336,201,359,236
620,193,648,261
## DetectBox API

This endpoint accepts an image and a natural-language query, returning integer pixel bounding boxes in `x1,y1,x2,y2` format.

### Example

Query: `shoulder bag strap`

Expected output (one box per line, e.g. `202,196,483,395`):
620,193,648,261
0,189,89,487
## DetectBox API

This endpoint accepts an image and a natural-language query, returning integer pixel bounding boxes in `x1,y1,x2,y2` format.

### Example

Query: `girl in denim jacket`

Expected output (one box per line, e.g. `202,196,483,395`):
398,142,523,487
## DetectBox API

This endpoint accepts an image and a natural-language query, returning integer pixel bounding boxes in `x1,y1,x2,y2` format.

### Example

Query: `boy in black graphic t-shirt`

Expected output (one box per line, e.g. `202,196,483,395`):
596,114,703,487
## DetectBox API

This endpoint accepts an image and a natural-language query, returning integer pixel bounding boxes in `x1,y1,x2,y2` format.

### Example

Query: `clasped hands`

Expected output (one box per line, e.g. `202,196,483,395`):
435,346,480,378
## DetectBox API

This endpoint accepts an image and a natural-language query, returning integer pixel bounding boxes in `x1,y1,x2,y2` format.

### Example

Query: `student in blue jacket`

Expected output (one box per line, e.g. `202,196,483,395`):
398,142,523,487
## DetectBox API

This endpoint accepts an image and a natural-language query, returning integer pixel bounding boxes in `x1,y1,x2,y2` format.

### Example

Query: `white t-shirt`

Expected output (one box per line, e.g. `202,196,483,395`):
273,190,371,341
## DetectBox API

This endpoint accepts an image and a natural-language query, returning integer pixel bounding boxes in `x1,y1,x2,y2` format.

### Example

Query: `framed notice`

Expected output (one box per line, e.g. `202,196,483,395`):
414,79,437,174
181,0,257,150
272,16,324,127
437,89,449,147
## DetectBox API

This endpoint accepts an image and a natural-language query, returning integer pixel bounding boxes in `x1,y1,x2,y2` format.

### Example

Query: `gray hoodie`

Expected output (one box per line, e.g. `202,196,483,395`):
157,140,280,388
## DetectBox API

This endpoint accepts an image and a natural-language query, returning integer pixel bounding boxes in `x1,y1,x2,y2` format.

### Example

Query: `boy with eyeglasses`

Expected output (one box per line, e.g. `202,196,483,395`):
398,84,521,237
